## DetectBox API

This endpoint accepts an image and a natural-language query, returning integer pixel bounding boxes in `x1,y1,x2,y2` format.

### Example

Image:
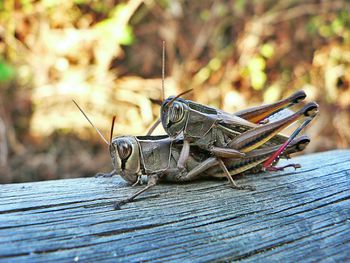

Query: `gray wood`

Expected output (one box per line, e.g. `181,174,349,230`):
0,150,350,262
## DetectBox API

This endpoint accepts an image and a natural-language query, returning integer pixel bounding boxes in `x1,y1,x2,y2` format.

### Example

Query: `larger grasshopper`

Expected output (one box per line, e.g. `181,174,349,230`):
147,43,318,189
149,91,318,189
109,134,310,209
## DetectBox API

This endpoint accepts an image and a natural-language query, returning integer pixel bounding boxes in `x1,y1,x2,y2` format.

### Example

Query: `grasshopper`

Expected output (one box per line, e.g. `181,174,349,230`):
74,100,313,209
147,42,318,189
161,98,318,186
151,93,318,188
109,134,310,209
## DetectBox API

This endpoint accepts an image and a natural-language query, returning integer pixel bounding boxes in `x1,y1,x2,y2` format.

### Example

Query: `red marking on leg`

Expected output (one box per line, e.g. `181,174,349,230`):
263,139,291,168
263,117,313,169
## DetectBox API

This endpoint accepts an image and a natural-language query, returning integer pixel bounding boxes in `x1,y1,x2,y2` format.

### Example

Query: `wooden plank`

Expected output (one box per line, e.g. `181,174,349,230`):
0,150,350,262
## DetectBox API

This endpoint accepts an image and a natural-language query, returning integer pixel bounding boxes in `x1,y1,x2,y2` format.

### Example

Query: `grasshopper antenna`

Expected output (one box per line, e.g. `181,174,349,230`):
165,89,193,108
73,100,109,146
161,41,193,108
162,40,165,101
145,40,166,135
110,116,116,145
146,41,192,135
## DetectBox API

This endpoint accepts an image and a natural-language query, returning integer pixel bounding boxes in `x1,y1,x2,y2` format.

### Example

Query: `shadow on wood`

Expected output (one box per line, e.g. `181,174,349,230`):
0,150,350,262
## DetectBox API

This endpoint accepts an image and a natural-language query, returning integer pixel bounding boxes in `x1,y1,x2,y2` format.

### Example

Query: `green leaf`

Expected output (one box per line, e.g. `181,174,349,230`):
95,3,134,45
0,59,15,82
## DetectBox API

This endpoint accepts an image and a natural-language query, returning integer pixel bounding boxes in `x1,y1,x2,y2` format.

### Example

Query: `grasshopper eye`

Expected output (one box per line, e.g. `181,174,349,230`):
116,139,132,160
169,102,184,123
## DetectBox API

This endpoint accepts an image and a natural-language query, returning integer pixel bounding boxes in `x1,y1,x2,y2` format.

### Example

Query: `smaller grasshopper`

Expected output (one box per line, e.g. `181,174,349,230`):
74,101,313,209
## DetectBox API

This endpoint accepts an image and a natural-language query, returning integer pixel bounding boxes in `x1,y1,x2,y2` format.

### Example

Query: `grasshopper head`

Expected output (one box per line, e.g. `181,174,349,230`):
72,101,141,184
161,97,189,138
109,136,141,184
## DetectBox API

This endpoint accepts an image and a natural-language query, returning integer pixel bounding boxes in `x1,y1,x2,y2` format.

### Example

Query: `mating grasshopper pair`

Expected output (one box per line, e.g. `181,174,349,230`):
74,44,318,209
74,87,318,209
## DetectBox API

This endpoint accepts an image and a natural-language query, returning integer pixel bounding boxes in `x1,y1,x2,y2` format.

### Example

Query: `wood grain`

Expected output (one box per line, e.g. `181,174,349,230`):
0,150,350,262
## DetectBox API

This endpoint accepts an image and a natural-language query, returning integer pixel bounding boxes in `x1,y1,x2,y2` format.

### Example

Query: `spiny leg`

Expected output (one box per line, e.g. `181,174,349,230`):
263,117,314,171
282,135,310,157
114,174,159,209
228,102,318,153
235,90,306,123
217,159,255,191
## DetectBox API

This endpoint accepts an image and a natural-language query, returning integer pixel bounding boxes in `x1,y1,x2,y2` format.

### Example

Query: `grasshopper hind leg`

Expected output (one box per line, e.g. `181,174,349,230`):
262,117,314,171
228,102,318,153
235,90,306,123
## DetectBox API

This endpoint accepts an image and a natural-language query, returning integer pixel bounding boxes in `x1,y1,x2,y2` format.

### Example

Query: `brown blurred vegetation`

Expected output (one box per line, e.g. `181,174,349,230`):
0,0,350,183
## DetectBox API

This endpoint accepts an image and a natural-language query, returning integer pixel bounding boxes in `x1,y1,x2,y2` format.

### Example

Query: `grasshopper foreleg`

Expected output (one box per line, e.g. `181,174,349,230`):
177,139,191,170
131,174,142,186
95,170,117,178
114,174,159,209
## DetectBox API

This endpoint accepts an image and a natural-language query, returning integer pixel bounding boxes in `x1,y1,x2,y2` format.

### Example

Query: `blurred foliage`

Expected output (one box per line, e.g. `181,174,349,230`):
0,0,350,183
0,59,15,82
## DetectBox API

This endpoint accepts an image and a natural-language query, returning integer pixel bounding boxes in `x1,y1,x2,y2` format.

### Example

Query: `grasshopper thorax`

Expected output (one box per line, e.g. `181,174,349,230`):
110,136,141,184
161,96,220,140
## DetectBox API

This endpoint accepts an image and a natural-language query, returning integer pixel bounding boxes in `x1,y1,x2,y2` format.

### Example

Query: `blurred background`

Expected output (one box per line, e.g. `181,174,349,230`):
0,0,349,183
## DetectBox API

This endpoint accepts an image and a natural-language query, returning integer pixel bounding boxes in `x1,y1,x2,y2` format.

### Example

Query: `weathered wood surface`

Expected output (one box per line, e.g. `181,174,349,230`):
0,150,350,262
